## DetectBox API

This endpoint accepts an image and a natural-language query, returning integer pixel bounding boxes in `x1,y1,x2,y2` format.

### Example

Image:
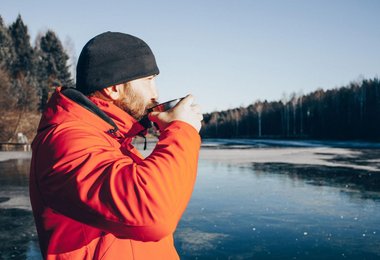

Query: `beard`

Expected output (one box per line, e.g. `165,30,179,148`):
113,88,158,121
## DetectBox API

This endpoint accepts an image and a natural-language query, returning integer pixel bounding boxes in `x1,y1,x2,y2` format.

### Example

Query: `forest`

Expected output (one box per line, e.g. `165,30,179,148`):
0,15,72,142
1,14,379,143
201,78,380,141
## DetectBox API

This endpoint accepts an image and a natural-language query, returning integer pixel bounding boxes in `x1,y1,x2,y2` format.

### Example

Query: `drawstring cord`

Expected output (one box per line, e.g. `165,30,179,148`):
143,135,147,150
137,133,147,150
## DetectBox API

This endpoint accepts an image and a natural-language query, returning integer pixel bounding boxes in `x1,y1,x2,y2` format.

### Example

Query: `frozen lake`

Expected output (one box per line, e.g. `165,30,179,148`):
175,159,380,259
1,140,380,259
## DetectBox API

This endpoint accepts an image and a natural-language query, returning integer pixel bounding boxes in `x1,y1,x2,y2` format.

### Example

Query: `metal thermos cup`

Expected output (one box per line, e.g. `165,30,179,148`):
139,97,184,129
148,97,184,113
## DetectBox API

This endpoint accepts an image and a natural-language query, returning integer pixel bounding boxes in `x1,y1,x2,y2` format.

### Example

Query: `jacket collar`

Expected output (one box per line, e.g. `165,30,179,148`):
88,95,146,138
38,87,146,138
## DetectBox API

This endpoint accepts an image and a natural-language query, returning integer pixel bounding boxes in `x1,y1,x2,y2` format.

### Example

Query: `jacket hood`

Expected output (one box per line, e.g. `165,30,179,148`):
37,87,145,138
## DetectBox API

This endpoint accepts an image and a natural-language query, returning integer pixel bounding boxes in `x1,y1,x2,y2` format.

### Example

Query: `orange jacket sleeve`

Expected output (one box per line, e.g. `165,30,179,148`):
34,120,200,242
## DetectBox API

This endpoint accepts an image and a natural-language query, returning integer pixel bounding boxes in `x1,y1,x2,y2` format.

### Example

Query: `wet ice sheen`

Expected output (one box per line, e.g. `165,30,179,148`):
175,159,380,259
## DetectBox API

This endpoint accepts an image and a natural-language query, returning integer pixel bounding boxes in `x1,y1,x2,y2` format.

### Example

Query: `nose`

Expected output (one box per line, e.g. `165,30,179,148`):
150,80,158,101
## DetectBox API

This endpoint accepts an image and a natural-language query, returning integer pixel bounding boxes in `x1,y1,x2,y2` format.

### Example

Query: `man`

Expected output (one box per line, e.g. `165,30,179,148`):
29,32,202,259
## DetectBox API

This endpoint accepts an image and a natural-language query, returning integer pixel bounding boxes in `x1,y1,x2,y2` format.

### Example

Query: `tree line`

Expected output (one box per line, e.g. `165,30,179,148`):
0,14,73,141
201,78,380,141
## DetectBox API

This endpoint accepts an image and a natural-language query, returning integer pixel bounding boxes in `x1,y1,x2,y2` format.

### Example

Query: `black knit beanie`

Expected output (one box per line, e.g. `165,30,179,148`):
76,32,159,95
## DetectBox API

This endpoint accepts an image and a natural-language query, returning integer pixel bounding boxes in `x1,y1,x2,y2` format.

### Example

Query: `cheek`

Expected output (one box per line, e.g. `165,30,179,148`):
126,83,155,110
137,88,154,107
136,91,150,109
128,90,149,112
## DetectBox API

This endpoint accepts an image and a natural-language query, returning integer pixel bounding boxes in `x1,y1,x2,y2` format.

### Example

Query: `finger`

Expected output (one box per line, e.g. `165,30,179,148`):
178,94,194,107
191,104,201,113
192,107,201,114
148,111,160,122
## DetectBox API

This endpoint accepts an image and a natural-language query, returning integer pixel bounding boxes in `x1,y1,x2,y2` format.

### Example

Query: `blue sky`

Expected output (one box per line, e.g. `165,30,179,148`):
1,0,379,113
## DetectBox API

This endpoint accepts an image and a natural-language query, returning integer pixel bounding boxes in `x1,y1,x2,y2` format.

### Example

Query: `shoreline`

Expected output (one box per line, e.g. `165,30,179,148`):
199,147,380,172
0,151,32,162
2,146,380,172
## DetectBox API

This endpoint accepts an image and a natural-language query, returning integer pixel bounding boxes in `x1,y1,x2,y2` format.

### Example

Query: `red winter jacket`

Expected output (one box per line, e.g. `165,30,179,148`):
29,87,200,259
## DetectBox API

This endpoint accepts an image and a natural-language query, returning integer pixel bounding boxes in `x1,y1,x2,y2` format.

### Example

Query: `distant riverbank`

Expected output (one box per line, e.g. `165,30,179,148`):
2,140,380,172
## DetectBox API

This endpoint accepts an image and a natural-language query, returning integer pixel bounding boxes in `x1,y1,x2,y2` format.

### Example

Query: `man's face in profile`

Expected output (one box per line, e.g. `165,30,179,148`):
114,75,159,121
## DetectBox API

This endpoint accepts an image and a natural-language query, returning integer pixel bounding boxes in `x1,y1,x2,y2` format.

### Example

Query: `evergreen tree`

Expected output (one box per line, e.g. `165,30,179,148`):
38,30,73,87
8,14,38,111
0,15,16,71
8,14,35,78
34,32,51,110
35,30,73,109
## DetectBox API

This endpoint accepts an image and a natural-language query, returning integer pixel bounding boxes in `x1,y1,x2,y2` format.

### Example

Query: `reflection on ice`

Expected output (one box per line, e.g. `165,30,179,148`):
175,159,380,259
175,228,228,253
250,162,380,200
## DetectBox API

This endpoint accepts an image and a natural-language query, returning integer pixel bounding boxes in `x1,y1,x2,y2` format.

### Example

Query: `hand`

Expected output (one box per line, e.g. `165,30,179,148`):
148,94,203,132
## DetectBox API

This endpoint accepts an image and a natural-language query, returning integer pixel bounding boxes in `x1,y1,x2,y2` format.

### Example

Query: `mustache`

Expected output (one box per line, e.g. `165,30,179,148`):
142,99,159,117
147,99,159,109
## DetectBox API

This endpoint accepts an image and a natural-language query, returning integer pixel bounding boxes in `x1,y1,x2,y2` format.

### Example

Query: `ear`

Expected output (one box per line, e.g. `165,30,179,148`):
101,85,121,101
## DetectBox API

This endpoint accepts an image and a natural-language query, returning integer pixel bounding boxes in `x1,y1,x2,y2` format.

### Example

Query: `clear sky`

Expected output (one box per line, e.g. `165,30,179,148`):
1,0,379,113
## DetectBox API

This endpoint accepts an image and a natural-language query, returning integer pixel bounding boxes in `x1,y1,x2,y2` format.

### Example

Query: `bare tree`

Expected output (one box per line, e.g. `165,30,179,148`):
255,100,263,137
298,90,304,136
0,68,20,141
281,93,289,137
64,35,77,82
290,92,298,136
6,74,39,141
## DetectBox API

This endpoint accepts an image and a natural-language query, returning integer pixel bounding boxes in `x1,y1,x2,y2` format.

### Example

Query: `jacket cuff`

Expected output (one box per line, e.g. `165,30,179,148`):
159,120,201,143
